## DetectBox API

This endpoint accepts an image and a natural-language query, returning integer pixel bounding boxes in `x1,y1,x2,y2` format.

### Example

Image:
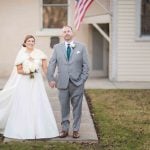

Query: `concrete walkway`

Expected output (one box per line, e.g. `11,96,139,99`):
85,78,150,89
1,77,150,143
0,78,98,143
45,85,98,143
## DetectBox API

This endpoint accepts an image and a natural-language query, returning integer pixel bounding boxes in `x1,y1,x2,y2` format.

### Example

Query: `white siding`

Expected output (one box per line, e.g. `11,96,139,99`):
0,0,39,77
85,0,110,16
0,1,33,77
116,0,150,81
0,0,57,77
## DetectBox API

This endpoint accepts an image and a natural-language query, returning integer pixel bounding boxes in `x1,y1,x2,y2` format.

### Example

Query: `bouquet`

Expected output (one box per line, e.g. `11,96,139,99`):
22,59,39,79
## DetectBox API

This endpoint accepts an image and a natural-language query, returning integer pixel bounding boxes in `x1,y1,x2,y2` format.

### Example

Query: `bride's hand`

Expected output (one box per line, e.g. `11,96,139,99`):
49,81,56,88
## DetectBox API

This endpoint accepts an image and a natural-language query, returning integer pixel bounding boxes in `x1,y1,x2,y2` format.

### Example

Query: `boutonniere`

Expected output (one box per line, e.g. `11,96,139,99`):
70,43,76,49
77,51,80,54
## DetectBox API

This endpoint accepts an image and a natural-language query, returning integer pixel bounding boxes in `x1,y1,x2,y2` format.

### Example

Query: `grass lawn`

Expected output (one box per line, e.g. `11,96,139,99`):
86,89,150,150
0,141,92,150
0,89,150,150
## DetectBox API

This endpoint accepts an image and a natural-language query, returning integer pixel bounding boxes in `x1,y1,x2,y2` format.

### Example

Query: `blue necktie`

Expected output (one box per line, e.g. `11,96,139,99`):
67,44,71,61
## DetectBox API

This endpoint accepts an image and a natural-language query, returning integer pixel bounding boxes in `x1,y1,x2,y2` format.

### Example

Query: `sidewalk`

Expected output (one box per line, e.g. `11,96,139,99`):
1,77,150,143
85,78,150,89
45,86,98,143
1,77,150,90
0,78,98,143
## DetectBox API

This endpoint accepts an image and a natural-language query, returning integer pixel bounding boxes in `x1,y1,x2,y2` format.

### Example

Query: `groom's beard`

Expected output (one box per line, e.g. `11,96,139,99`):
64,35,72,41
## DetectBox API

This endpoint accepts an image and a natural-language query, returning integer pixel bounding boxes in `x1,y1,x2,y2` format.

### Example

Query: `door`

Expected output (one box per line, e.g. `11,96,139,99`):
91,24,109,78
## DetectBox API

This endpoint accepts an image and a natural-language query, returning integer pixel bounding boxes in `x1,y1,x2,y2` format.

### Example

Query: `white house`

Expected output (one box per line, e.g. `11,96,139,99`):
0,0,150,81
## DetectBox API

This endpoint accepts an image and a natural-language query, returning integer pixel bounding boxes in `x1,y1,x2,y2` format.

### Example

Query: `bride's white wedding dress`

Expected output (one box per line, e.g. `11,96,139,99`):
0,47,59,139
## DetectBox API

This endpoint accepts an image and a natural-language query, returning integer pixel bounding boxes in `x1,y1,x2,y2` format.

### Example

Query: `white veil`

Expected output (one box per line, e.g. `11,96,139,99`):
0,47,47,133
0,47,25,133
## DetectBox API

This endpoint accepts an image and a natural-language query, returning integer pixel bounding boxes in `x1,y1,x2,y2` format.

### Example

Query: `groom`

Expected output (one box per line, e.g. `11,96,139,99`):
47,25,89,138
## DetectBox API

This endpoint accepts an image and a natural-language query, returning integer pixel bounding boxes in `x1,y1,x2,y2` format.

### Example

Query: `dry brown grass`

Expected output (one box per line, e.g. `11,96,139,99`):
86,89,150,150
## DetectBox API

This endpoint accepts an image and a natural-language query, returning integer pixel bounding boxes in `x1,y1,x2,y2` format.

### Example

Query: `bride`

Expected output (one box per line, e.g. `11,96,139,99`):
0,35,59,139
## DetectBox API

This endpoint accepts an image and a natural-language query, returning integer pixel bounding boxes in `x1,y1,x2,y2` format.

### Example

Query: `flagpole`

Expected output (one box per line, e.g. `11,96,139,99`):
94,0,112,15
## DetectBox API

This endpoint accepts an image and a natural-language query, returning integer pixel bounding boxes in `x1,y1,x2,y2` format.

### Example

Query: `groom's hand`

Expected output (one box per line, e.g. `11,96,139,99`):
49,81,56,88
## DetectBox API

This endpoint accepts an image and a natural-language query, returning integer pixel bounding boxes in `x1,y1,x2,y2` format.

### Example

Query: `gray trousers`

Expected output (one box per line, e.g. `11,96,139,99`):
58,81,84,132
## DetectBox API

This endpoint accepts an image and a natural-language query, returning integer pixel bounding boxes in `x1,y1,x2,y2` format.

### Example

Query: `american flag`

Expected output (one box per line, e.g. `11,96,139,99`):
74,0,94,30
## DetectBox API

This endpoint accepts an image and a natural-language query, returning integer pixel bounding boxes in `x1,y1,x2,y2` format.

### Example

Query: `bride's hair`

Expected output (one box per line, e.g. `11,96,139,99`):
22,35,35,47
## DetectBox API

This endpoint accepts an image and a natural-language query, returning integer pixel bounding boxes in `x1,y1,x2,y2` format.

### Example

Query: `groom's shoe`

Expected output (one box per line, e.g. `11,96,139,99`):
59,131,68,138
72,131,80,138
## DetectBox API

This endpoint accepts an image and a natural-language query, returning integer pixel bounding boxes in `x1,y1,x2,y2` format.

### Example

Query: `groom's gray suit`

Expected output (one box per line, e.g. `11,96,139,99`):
47,41,89,132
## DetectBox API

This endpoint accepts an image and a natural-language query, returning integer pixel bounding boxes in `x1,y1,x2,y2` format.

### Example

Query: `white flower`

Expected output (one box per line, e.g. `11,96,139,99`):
77,51,80,54
70,43,75,49
30,63,37,73
22,60,31,74
22,59,39,79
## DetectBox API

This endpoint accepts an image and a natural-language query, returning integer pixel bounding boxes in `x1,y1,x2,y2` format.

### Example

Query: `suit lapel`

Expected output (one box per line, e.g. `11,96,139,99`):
61,42,78,62
61,43,67,60
69,42,78,61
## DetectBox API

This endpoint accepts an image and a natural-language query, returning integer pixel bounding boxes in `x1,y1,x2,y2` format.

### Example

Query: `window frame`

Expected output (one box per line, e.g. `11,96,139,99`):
36,0,69,36
136,0,150,41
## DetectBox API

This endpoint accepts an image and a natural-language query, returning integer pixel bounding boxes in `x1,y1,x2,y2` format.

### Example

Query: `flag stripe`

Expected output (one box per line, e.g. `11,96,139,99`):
74,0,87,22
75,0,87,17
75,0,90,25
74,0,93,30
74,0,87,24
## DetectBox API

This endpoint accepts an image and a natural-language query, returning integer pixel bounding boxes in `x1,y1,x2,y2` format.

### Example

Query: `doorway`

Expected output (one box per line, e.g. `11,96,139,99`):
91,24,109,78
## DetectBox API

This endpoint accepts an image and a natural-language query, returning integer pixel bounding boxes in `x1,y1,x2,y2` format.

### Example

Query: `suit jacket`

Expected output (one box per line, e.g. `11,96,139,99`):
47,41,89,89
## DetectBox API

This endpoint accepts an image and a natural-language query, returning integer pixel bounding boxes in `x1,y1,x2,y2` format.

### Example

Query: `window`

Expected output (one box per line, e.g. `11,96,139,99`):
141,0,150,35
43,0,68,29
